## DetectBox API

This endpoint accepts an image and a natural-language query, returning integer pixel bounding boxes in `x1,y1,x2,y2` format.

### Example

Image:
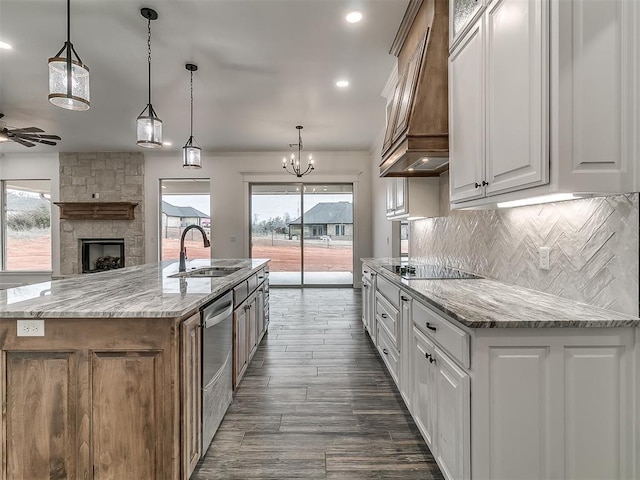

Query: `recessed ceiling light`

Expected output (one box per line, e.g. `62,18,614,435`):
0,41,12,50
346,11,363,23
162,141,172,146
336,80,349,88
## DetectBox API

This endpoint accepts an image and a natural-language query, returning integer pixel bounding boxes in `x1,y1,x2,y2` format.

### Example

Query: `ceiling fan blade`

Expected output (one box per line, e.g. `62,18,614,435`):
17,133,62,141
29,138,57,146
11,137,35,147
10,127,44,133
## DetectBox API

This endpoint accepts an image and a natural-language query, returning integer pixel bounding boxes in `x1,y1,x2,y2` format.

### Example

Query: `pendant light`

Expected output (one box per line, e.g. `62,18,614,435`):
282,126,315,177
48,0,90,111
183,63,201,168
136,7,162,148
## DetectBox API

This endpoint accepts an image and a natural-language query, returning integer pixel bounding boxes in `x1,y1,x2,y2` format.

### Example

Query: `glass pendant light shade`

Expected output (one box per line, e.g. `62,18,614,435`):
48,0,90,111
48,55,90,110
183,143,202,168
136,105,163,148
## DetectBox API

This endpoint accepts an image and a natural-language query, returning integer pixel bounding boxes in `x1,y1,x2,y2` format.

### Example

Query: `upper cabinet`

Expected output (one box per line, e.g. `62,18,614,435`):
386,177,440,220
380,0,450,178
449,0,640,208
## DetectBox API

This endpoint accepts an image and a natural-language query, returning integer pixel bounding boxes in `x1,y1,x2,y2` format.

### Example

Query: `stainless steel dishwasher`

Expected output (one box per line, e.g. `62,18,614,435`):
201,291,234,454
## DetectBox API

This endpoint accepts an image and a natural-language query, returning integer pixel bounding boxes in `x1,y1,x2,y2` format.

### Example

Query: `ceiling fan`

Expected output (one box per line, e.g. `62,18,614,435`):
0,114,62,148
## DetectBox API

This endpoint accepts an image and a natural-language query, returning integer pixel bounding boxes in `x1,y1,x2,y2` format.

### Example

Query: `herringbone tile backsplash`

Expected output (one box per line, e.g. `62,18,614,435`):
411,178,639,316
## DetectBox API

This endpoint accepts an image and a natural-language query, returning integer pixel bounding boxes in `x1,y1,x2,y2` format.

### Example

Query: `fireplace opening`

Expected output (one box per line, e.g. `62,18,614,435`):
81,239,125,273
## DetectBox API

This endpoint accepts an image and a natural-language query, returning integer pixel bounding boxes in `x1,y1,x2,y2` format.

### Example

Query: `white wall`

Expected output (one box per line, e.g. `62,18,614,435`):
144,151,373,286
0,152,60,283
370,129,394,258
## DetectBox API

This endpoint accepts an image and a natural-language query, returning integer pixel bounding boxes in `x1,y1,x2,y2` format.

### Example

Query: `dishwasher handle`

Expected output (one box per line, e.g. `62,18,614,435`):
203,297,234,329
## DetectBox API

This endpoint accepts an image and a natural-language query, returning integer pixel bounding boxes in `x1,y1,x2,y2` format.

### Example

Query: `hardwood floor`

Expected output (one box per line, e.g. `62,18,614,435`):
192,288,444,479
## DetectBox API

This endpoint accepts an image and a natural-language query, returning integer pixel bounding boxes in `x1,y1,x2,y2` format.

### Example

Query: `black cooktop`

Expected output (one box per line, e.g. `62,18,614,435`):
382,264,482,280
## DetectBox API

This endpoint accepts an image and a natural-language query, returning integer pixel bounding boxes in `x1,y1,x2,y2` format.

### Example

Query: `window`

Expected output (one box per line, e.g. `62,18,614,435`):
3,180,52,271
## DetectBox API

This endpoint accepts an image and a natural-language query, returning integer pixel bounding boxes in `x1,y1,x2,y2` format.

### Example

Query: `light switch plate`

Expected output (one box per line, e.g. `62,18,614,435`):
17,319,45,337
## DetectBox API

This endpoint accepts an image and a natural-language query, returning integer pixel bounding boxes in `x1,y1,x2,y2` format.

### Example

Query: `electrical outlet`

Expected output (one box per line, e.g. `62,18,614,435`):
539,247,550,270
17,319,45,337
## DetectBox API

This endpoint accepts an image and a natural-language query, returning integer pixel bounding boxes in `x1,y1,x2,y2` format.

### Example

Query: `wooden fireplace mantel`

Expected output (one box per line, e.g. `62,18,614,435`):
54,202,138,220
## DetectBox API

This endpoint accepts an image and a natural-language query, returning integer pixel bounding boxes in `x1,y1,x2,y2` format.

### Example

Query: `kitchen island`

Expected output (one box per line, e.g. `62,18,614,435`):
0,258,269,480
362,258,640,480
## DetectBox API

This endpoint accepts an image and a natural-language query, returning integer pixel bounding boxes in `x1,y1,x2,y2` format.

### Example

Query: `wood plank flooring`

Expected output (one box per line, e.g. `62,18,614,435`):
192,288,444,479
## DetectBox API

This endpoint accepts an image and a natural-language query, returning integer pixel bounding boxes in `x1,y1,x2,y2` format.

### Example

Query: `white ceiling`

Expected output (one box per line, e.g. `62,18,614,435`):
0,0,407,155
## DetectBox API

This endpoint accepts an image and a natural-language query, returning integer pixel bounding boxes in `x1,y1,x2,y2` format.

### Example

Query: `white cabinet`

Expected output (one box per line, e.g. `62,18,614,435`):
450,0,548,204
449,0,639,208
386,177,440,220
361,266,375,336
399,292,412,407
411,324,470,480
471,328,636,479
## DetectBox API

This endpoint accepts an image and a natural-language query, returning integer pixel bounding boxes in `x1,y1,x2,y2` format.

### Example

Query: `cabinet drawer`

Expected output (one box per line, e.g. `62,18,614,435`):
247,274,258,294
362,264,374,282
376,292,399,348
233,281,248,306
413,300,470,368
377,326,399,386
376,274,400,310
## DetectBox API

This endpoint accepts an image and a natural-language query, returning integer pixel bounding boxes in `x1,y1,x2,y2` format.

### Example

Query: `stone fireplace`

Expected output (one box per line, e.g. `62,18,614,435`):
58,152,145,275
81,238,125,273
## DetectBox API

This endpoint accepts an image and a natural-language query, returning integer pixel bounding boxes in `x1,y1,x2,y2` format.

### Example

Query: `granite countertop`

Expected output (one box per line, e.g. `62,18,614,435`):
362,258,640,328
0,258,269,319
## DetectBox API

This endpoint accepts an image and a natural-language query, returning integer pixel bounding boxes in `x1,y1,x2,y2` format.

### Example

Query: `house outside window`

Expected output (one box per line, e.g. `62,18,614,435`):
3,180,52,271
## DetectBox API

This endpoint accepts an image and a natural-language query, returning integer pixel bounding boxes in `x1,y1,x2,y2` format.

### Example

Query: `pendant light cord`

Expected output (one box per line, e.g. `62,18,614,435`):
147,18,152,106
190,70,194,138
66,0,71,44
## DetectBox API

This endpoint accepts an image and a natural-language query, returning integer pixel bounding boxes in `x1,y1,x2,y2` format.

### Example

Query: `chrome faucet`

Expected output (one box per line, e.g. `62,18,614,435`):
179,224,211,272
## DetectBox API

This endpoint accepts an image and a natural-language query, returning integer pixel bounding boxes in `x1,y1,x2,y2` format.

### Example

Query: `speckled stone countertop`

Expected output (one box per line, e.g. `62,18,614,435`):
0,258,269,319
362,258,640,328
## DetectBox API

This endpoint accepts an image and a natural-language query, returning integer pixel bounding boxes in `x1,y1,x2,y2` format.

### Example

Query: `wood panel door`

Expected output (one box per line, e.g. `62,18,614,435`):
4,351,78,480
91,351,165,480
181,313,201,480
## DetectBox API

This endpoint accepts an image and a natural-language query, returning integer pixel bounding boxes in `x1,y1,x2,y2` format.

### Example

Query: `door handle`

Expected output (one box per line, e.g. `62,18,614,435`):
425,353,436,364
425,322,437,332
382,348,389,355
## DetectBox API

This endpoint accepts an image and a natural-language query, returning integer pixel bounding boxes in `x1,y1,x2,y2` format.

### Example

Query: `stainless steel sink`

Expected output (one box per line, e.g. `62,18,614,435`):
169,267,242,278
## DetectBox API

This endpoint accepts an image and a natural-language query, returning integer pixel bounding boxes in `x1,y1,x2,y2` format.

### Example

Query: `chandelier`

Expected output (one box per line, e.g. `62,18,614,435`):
282,125,315,177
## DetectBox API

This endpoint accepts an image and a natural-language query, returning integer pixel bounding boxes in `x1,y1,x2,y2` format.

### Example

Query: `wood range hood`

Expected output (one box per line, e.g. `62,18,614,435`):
380,0,449,178
54,201,138,220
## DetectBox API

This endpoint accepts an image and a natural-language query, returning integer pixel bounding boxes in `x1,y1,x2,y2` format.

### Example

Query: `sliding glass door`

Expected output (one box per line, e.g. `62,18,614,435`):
250,183,353,287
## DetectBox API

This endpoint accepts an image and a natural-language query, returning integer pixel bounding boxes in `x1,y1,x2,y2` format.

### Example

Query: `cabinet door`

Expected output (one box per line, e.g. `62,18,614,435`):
4,351,78,480
451,0,483,47
256,287,265,341
411,326,437,449
248,296,258,360
449,20,486,203
394,178,407,216
92,350,166,479
361,279,370,332
233,306,248,389
399,293,412,409
435,347,471,480
181,312,202,479
386,179,396,216
485,0,549,195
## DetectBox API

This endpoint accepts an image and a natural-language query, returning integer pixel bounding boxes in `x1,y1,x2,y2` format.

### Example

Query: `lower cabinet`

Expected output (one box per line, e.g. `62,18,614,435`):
411,326,470,480
233,272,269,390
363,264,637,480
181,312,202,480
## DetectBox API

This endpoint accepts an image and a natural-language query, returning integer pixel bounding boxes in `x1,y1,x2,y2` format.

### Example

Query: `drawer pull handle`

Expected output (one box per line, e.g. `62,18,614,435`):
381,313,388,318
426,322,437,332
425,353,436,364
382,348,389,355
363,284,369,289
401,296,409,301
364,270,369,273
258,276,264,279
